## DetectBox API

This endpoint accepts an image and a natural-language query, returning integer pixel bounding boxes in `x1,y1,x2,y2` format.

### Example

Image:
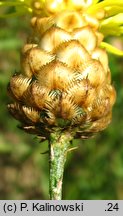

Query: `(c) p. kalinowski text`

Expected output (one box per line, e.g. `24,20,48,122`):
32,202,84,212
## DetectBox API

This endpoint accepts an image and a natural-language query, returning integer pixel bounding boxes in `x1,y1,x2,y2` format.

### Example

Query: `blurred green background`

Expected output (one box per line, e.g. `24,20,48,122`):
0,10,123,200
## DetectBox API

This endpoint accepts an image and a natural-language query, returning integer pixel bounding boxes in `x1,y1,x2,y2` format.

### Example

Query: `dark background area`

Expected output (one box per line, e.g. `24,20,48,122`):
0,11,123,200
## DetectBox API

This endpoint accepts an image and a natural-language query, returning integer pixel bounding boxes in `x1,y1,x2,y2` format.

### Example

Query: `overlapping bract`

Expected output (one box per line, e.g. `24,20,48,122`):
8,7,116,139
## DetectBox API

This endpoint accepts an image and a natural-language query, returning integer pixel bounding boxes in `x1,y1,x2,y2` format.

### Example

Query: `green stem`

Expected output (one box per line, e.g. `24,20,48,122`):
49,130,73,200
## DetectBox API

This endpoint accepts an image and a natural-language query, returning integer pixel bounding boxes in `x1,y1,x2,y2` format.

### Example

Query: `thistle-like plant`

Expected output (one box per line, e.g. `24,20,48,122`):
1,0,123,200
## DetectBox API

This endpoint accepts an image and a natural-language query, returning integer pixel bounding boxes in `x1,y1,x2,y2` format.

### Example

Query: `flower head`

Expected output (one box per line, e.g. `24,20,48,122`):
5,0,119,140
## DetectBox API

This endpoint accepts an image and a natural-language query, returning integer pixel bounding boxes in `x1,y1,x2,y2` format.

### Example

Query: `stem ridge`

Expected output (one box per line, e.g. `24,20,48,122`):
49,130,73,200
